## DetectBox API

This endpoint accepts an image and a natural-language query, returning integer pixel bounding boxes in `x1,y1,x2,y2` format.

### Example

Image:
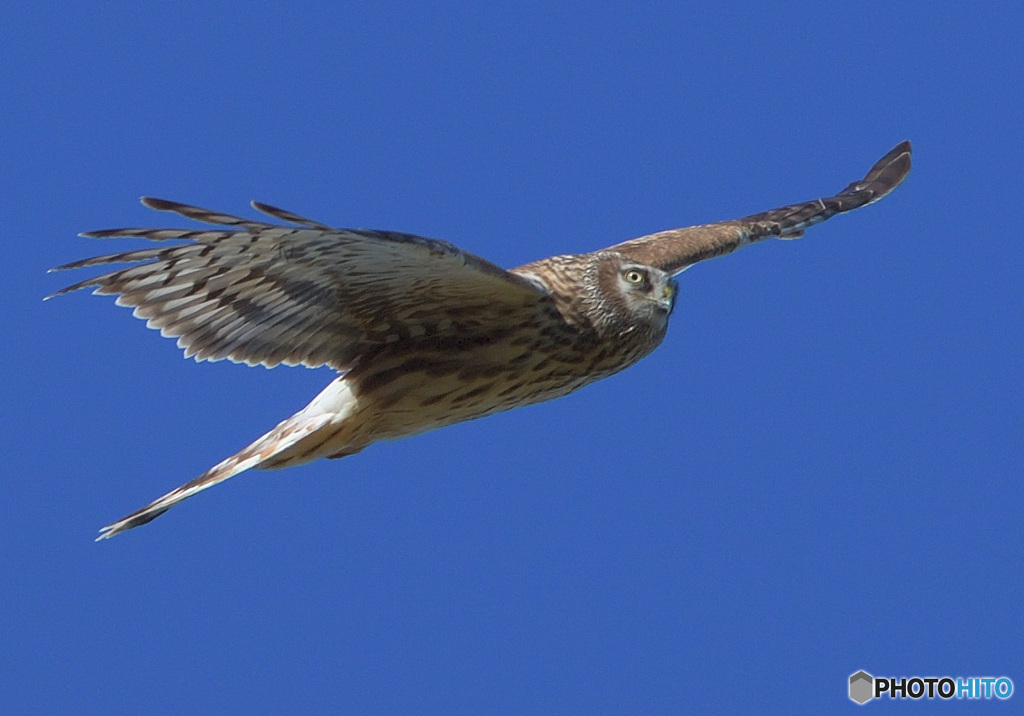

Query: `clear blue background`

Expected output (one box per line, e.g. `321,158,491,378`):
3,2,1021,712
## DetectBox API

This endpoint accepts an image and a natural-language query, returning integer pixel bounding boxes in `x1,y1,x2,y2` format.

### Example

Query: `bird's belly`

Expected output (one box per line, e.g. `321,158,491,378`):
368,367,591,440
352,338,651,443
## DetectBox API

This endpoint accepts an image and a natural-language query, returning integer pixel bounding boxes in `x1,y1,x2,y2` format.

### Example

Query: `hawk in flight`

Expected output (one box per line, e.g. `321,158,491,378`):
50,142,912,539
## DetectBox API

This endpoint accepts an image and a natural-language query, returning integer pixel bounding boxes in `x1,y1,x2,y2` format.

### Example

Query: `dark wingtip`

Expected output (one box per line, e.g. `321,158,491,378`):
846,141,912,205
891,139,912,155
879,140,912,191
250,200,331,229
95,505,170,541
871,141,912,174
140,196,180,211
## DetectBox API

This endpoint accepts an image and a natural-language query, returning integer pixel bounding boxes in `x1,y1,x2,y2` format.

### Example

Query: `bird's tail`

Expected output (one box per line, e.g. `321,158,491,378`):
96,377,359,540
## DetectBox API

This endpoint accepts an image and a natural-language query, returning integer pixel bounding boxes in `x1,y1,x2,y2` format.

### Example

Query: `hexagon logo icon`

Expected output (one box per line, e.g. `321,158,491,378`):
849,671,874,704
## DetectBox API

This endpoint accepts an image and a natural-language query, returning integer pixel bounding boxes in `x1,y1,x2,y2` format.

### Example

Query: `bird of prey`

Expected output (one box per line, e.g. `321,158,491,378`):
49,141,911,539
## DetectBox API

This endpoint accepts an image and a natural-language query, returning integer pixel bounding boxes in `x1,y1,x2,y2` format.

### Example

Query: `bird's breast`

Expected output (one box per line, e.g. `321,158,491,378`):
348,321,661,441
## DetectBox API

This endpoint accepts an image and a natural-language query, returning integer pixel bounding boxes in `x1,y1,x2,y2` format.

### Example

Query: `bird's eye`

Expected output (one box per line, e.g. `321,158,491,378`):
624,269,646,284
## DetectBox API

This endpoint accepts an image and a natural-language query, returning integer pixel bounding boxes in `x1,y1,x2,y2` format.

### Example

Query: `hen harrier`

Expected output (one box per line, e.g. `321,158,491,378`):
50,141,912,539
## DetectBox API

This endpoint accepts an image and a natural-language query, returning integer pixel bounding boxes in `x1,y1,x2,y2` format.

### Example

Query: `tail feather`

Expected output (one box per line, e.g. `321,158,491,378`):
96,376,360,540
95,411,335,540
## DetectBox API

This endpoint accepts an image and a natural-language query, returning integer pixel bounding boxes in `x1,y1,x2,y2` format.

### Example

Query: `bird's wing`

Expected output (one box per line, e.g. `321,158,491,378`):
607,141,912,275
49,198,550,370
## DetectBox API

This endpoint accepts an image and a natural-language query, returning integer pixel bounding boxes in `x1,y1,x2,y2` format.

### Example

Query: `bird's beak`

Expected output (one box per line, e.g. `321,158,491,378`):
658,281,677,312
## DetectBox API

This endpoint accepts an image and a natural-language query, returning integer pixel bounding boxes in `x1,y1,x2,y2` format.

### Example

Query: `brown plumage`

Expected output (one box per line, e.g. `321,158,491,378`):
48,141,911,539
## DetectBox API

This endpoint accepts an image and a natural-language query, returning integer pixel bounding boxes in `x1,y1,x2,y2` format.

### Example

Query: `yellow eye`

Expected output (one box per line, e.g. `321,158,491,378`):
624,269,645,284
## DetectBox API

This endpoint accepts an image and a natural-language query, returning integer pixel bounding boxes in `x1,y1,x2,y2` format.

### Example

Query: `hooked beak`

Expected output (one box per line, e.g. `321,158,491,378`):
658,280,678,313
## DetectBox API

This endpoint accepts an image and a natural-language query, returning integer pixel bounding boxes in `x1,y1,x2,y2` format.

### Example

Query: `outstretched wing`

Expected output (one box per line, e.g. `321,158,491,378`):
609,141,912,275
49,198,549,370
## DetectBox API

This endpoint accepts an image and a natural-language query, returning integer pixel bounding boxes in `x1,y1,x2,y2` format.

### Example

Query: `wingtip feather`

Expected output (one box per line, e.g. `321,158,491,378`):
140,196,179,211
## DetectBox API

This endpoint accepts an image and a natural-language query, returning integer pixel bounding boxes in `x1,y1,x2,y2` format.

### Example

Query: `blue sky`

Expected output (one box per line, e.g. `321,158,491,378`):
3,2,1021,712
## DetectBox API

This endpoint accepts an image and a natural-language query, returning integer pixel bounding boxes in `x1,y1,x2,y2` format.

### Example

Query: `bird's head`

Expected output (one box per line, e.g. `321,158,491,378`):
583,252,677,336
615,262,677,315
